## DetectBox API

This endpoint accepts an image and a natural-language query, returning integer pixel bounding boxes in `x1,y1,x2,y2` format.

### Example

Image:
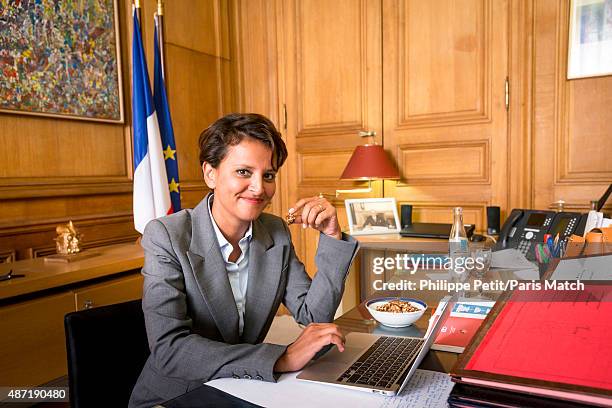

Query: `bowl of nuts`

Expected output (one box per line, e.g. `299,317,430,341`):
365,297,427,328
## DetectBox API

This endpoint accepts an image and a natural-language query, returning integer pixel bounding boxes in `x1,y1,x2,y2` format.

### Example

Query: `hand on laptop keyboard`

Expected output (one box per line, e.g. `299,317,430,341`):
274,323,345,372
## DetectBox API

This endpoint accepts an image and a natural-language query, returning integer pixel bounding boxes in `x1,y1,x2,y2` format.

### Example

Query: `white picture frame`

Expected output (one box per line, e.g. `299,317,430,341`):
345,198,400,236
567,0,612,79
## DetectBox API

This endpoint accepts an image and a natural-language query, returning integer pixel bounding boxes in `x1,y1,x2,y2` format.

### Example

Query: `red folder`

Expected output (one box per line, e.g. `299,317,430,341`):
451,284,612,406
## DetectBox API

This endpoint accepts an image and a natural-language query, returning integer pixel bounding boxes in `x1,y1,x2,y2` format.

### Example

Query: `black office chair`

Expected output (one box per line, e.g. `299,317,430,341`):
64,299,150,408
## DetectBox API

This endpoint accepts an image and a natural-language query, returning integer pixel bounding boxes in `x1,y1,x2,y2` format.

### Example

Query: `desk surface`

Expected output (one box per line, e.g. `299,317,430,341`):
0,243,144,300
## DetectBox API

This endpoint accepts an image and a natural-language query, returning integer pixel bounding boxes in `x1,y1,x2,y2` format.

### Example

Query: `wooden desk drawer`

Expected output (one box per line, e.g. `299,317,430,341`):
0,292,74,386
74,274,143,311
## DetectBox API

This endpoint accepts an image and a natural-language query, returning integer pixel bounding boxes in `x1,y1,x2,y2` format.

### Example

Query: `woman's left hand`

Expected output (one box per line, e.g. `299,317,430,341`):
289,196,341,240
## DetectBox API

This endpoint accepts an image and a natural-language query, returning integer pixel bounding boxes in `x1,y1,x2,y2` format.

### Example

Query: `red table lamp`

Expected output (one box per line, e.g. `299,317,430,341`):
336,144,399,196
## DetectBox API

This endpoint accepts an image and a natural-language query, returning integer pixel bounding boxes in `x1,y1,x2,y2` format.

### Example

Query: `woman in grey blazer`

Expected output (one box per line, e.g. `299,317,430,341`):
129,113,359,407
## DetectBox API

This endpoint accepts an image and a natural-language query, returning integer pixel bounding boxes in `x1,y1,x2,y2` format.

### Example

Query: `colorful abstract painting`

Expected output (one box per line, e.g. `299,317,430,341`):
0,0,123,122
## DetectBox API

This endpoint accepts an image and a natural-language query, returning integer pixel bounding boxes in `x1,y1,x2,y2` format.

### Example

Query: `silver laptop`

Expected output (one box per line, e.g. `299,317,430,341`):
297,296,454,396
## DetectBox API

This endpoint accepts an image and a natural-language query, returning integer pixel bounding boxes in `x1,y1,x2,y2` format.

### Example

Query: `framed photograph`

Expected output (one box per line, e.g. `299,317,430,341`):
0,0,124,122
567,0,612,79
345,198,401,236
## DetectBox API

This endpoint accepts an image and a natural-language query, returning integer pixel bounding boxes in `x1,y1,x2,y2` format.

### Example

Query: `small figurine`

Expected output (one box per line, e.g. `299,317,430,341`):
55,221,82,255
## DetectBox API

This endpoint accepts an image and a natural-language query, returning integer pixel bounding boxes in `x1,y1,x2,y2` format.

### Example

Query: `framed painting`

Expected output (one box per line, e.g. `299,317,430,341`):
0,0,124,122
567,0,612,79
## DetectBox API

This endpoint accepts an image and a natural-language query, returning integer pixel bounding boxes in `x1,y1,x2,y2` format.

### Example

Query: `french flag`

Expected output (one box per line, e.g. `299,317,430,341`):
131,9,171,234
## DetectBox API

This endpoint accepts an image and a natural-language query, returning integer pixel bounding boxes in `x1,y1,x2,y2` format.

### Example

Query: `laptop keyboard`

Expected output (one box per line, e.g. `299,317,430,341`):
336,336,423,389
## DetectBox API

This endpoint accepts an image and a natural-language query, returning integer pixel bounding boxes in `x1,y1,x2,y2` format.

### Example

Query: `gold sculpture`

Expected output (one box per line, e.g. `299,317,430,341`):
55,221,82,255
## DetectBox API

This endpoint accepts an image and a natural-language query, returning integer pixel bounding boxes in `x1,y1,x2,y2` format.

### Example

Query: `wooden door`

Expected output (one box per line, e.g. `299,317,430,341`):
280,0,383,275
382,0,510,230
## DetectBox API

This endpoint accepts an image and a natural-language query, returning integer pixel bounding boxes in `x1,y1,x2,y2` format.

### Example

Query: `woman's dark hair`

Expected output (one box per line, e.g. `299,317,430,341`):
198,113,288,170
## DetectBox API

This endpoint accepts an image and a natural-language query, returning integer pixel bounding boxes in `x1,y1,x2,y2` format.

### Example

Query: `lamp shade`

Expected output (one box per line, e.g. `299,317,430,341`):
340,144,400,180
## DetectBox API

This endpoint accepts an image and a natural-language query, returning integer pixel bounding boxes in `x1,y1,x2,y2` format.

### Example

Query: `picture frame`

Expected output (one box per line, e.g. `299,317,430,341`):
345,198,401,236
567,0,612,79
0,0,124,123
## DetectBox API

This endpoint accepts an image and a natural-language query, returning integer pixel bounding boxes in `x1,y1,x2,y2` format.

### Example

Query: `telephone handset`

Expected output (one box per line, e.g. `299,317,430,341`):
496,209,584,261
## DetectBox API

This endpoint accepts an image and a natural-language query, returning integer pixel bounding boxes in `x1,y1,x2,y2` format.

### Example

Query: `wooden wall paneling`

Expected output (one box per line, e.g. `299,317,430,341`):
508,0,534,211
0,0,238,260
164,1,228,57
383,0,509,231
281,0,383,274
533,0,612,212
0,210,138,260
0,251,15,264
232,0,286,217
163,0,236,205
165,44,229,182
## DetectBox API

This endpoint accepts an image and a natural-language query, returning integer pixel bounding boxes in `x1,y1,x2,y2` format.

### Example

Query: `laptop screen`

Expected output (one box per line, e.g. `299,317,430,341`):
396,294,456,393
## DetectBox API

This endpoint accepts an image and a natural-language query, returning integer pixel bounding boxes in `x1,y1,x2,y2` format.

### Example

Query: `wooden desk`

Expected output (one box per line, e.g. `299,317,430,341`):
0,243,144,301
0,243,144,386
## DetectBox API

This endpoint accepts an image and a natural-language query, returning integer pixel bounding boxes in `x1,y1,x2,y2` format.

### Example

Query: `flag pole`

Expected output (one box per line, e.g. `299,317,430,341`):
154,0,166,81
134,0,142,27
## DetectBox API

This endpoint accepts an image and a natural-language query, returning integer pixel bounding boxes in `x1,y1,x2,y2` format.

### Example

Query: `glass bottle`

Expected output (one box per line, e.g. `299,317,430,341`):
449,207,470,282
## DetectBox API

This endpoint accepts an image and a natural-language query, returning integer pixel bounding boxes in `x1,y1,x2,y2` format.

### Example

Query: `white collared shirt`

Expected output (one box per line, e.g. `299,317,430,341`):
207,195,252,336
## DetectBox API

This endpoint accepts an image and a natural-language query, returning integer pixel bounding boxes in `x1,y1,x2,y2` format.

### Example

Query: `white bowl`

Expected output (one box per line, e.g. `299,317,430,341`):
365,297,427,328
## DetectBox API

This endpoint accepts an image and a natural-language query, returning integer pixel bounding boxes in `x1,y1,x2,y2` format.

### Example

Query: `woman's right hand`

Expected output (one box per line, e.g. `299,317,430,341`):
274,323,345,373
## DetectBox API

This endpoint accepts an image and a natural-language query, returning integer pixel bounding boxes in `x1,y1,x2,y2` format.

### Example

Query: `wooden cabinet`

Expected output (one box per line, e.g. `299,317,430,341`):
0,292,75,387
74,274,143,311
0,244,144,386
236,0,612,309
277,0,510,312
532,0,612,212
279,0,383,275
0,273,143,387
278,0,511,252
383,0,510,228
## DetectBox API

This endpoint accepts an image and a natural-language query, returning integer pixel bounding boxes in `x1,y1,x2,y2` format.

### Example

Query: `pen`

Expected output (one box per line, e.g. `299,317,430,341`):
547,237,554,253
542,243,552,261
535,244,542,263
0,270,26,282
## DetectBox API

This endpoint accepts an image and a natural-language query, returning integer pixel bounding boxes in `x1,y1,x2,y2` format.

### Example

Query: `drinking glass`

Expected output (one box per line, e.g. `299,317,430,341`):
471,247,492,297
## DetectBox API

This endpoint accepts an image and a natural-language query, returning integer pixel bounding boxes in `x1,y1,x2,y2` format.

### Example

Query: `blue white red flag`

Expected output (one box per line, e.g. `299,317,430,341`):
153,17,181,212
131,10,171,234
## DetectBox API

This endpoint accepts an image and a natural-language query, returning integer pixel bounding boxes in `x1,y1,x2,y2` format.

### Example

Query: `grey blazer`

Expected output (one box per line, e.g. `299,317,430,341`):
129,194,359,408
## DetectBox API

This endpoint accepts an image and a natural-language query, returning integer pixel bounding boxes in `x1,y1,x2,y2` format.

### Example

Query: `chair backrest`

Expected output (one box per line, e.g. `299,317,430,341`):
64,299,150,408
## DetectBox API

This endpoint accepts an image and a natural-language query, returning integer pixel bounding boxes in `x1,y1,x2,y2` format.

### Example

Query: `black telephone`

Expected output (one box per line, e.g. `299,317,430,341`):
496,209,584,261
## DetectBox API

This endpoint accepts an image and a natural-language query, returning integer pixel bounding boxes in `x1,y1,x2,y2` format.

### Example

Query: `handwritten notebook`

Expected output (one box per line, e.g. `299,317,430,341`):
451,284,612,406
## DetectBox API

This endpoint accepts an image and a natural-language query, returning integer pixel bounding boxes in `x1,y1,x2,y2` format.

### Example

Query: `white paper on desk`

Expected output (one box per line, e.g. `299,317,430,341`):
491,248,536,270
206,369,453,408
549,255,612,280
380,370,454,408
